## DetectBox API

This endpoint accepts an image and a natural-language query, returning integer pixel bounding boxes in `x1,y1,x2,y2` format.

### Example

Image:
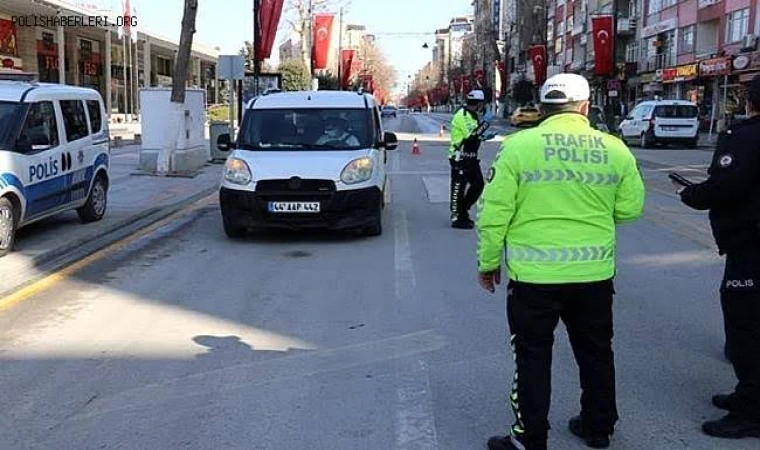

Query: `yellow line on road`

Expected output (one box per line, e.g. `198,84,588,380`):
0,194,216,313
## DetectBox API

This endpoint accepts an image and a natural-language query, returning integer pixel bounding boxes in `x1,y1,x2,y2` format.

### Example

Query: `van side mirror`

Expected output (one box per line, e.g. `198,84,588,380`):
383,131,398,150
217,133,232,151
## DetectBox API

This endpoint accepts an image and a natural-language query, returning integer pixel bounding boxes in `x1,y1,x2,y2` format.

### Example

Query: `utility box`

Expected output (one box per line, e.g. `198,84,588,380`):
138,87,208,174
209,121,231,162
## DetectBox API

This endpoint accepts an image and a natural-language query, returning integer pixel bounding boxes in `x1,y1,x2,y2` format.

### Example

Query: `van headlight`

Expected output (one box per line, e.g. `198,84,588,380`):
224,158,252,185
340,157,373,184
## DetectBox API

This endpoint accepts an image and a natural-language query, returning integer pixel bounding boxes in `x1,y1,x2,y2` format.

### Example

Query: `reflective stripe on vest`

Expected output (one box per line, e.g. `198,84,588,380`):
507,245,614,262
519,170,621,185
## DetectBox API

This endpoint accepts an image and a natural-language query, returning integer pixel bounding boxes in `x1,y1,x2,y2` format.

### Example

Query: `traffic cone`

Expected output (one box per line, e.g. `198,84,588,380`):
412,139,420,155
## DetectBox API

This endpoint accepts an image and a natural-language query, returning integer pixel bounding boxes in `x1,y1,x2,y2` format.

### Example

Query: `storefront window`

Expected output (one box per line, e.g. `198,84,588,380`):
37,30,59,83
726,8,750,43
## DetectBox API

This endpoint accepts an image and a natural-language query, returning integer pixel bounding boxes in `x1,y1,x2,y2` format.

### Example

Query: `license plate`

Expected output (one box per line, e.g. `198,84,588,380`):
267,201,320,213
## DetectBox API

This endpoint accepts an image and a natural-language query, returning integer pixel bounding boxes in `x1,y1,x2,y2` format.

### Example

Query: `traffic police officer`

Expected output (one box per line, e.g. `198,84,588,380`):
676,74,760,440
476,73,646,450
449,89,489,229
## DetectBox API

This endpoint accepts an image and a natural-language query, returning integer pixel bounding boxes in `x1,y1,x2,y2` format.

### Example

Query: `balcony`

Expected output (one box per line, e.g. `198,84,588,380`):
642,53,676,71
617,17,636,35
695,46,719,59
698,0,721,8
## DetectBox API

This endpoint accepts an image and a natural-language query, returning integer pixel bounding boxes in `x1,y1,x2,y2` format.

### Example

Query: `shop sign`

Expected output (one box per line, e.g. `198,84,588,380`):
662,64,699,83
641,72,657,83
642,18,677,38
699,57,732,76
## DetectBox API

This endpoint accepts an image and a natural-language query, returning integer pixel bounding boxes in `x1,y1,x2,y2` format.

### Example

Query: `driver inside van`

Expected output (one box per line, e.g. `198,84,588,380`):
316,117,360,147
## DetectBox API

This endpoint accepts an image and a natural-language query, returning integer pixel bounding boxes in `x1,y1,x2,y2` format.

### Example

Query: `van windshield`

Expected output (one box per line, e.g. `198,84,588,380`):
0,101,22,149
654,105,698,118
237,108,372,150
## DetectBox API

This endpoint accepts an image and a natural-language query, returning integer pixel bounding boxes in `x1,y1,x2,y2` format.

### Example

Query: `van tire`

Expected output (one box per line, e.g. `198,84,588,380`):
77,175,108,223
0,197,17,258
364,219,382,236
687,138,698,148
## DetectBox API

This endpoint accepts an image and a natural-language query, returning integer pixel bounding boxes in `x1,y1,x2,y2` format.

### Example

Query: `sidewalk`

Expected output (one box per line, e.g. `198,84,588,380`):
0,143,222,296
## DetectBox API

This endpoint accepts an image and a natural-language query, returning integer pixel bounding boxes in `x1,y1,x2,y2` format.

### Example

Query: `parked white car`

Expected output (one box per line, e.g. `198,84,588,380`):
216,90,398,237
0,72,110,257
618,100,699,148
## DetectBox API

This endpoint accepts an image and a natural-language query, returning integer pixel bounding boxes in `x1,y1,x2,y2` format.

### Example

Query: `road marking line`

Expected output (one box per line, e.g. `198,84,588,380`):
0,194,215,313
395,360,440,450
394,209,416,299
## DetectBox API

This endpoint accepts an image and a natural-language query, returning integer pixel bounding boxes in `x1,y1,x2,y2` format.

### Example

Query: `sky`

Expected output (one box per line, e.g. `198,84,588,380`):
99,0,472,90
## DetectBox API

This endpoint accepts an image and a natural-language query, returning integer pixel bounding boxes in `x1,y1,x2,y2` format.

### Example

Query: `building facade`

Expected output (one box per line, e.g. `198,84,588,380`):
0,0,219,118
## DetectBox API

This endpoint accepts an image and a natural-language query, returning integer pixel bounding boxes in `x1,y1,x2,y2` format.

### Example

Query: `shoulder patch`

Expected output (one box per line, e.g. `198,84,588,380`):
719,154,734,168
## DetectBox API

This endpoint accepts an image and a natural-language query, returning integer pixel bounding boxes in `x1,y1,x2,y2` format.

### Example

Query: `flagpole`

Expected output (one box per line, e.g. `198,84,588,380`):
122,33,127,118
128,33,134,120
337,7,343,91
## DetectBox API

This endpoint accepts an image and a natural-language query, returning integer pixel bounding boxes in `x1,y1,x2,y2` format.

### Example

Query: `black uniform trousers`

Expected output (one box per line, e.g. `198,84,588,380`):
506,279,619,446
721,251,760,423
449,158,484,220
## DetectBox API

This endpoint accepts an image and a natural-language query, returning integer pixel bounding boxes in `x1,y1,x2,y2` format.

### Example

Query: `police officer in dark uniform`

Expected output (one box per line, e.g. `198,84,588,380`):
676,74,760,440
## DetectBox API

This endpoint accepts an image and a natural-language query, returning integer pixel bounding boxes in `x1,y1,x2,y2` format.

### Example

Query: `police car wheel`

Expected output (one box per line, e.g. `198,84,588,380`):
0,197,16,257
77,175,108,223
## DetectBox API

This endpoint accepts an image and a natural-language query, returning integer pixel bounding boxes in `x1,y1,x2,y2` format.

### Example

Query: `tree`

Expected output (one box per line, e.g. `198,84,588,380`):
171,0,199,103
282,0,351,74
356,38,396,96
317,71,340,90
239,41,273,72
279,59,311,90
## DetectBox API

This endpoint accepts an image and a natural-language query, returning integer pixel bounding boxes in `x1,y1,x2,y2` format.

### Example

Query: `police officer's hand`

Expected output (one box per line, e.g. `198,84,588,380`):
479,268,501,293
670,180,686,195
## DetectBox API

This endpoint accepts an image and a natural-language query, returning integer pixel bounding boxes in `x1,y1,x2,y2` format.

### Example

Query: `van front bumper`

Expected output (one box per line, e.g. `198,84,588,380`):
219,185,383,231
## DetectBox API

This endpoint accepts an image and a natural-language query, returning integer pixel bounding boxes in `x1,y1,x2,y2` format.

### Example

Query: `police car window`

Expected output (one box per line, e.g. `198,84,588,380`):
654,105,698,118
372,107,382,142
60,100,90,142
16,101,59,153
86,100,102,133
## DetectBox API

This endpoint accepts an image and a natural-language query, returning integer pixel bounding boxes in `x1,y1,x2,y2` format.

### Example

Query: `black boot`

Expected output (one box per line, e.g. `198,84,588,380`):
487,434,545,450
451,217,474,229
713,393,737,410
702,413,760,439
568,416,611,448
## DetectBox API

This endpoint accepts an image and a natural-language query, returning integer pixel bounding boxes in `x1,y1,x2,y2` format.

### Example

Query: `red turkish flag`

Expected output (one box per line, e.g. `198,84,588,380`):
528,45,547,87
312,14,334,70
258,0,285,60
591,15,614,76
340,49,355,88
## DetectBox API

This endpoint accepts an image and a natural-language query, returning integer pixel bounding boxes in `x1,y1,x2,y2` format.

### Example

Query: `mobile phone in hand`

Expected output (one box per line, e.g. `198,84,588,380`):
668,172,693,186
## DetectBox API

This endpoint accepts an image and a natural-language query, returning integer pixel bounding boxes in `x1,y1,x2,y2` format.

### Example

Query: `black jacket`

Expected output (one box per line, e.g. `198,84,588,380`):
680,115,760,254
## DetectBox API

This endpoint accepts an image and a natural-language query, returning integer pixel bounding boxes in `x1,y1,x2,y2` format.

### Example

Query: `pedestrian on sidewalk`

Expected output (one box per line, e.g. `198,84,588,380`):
675,73,760,441
476,73,646,450
448,89,488,229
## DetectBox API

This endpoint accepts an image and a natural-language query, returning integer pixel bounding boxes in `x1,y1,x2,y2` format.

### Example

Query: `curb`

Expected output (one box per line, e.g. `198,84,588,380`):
0,185,218,299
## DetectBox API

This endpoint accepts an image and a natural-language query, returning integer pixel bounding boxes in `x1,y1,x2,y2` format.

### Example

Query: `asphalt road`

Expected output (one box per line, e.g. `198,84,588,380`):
0,114,743,450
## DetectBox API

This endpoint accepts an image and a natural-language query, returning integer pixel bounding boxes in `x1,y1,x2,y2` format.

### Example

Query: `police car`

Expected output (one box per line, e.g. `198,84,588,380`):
216,90,398,237
0,71,109,257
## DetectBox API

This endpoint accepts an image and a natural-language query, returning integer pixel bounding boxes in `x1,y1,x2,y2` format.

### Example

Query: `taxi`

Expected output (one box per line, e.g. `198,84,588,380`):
0,71,110,257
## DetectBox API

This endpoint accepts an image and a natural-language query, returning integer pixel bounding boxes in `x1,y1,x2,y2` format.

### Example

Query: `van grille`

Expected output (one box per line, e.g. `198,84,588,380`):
255,179,336,192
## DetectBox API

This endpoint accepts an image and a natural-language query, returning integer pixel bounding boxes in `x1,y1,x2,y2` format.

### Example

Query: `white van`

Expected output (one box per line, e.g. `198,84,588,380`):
618,99,699,148
216,90,397,237
0,74,110,257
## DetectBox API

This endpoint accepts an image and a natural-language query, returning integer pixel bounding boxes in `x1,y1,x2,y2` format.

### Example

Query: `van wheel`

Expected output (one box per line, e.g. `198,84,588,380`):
641,132,654,148
77,175,108,223
687,138,698,148
0,197,17,257
364,220,382,236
